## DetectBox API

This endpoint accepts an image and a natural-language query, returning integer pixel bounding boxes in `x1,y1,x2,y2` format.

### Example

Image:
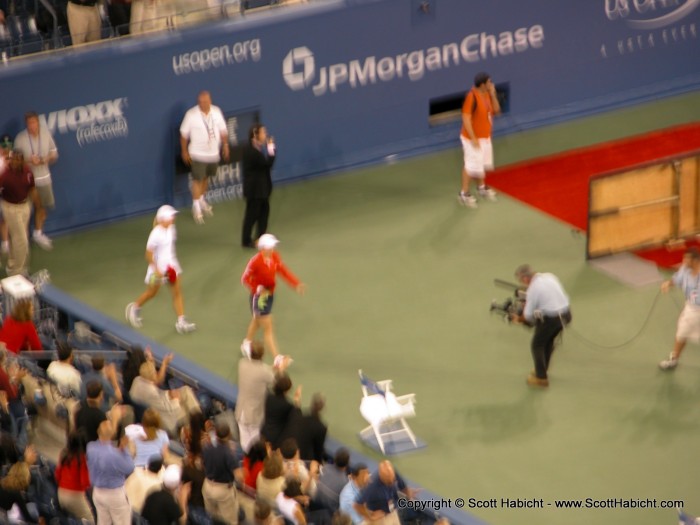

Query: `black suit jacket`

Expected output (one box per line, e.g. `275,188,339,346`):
242,143,276,199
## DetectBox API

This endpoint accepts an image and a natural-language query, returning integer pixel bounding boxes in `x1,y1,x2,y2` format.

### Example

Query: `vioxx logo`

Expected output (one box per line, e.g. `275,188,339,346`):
40,98,129,148
283,47,315,91
605,0,700,29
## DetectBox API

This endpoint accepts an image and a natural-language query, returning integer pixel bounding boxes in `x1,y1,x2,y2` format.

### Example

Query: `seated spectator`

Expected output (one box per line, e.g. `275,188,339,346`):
280,438,317,498
141,464,188,525
315,448,350,512
47,342,82,396
0,445,37,523
240,439,267,492
74,380,123,443
202,422,239,524
130,408,170,468
0,348,29,449
80,356,122,411
236,340,280,453
0,300,41,354
256,452,286,509
276,479,308,525
353,461,418,524
55,432,94,524
122,346,171,402
129,360,200,436
125,456,164,514
261,373,300,450
254,500,284,525
338,464,369,525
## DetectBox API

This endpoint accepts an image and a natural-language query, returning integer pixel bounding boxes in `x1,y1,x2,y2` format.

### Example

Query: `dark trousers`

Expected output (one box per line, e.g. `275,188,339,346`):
531,311,571,379
108,2,131,35
241,197,270,246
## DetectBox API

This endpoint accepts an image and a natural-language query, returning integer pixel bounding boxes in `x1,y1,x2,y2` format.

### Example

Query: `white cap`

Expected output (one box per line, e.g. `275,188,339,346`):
257,233,279,250
156,205,178,222
163,464,181,490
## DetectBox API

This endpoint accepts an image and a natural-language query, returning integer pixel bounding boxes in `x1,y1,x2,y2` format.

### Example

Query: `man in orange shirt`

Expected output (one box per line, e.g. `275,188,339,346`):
459,72,501,207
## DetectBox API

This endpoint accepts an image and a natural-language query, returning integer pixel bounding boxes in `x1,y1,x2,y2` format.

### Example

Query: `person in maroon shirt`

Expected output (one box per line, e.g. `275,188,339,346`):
0,150,40,276
0,300,42,354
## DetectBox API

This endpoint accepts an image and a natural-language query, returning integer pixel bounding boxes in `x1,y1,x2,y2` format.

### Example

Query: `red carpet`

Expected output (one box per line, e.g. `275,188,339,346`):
488,123,700,268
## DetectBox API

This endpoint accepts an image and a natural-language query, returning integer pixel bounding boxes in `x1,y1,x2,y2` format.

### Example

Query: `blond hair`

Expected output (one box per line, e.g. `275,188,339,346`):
139,361,157,382
1,462,30,491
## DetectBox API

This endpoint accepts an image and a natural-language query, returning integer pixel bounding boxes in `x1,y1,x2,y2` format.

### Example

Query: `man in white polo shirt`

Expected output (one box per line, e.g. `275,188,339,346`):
14,111,59,250
179,91,229,225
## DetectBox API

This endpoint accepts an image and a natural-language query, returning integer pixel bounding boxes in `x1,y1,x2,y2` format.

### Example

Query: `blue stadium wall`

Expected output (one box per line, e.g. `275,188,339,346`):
0,0,699,234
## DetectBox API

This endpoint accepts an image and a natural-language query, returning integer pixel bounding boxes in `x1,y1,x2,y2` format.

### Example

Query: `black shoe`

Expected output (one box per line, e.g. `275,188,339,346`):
242,242,255,249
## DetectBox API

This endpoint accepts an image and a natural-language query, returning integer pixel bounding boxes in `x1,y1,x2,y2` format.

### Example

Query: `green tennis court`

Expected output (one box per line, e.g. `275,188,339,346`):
31,90,700,525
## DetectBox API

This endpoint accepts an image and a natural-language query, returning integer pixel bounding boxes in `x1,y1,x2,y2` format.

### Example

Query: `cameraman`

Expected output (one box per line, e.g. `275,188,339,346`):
511,264,571,388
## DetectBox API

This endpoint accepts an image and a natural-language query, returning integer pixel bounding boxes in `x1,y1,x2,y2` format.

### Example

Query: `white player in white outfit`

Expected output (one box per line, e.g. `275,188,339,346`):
126,205,196,334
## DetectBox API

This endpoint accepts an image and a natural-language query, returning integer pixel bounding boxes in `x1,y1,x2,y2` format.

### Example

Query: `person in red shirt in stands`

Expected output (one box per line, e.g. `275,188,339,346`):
0,300,41,354
240,234,304,366
55,432,94,523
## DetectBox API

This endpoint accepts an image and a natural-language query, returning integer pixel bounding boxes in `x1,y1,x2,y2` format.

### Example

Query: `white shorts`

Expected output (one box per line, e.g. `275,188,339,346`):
144,261,182,285
460,136,493,178
676,303,700,342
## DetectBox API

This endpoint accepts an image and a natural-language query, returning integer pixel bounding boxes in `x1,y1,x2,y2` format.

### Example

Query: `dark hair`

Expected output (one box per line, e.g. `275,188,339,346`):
86,380,103,400
60,432,86,466
147,456,164,473
334,448,350,469
250,340,265,361
215,422,231,441
122,346,147,392
350,463,368,477
248,123,265,143
686,247,700,261
91,356,105,371
283,479,303,498
187,411,207,457
474,72,490,87
246,440,268,465
273,374,292,396
24,111,39,122
280,438,298,460
56,343,73,362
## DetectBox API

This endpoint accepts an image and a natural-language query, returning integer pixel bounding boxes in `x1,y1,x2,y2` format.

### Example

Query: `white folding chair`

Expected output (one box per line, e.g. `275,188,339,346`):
358,369,417,455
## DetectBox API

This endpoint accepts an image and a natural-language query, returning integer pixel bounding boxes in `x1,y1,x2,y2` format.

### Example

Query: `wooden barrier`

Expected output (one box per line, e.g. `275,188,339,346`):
587,152,700,258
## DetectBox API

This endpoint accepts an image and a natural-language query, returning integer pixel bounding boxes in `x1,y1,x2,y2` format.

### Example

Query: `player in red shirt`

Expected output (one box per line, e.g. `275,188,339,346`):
240,234,305,365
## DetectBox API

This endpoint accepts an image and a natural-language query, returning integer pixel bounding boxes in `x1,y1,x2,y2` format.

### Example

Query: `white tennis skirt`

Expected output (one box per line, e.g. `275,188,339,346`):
676,303,700,342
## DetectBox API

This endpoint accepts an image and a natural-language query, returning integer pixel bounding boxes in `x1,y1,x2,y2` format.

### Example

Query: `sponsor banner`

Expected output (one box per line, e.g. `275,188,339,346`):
40,98,129,148
600,0,699,58
172,38,262,75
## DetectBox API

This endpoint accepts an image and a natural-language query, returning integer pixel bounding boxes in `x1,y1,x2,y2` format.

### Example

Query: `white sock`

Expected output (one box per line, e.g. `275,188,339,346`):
178,315,186,322
192,200,201,213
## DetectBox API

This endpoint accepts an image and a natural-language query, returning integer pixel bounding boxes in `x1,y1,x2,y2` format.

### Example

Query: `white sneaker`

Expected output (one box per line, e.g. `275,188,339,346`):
32,231,53,251
478,185,497,201
241,339,252,359
125,302,142,328
1,241,8,255
658,353,679,370
458,192,478,208
201,200,213,217
192,208,204,225
176,317,196,334
274,354,293,369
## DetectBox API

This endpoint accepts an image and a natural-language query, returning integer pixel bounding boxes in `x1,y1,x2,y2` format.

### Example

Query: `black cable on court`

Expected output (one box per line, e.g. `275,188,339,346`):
563,289,683,350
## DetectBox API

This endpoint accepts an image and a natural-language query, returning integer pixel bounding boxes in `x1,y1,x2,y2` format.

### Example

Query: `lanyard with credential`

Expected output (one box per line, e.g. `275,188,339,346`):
201,112,216,142
28,132,41,158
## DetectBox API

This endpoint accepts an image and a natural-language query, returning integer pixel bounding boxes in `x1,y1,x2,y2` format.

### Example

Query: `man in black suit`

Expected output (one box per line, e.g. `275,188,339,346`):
241,124,276,248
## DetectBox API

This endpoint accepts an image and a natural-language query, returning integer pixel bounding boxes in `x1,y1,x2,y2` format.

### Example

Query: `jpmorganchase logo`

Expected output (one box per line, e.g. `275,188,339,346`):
605,0,700,29
282,24,545,96
282,47,315,90
40,98,129,147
